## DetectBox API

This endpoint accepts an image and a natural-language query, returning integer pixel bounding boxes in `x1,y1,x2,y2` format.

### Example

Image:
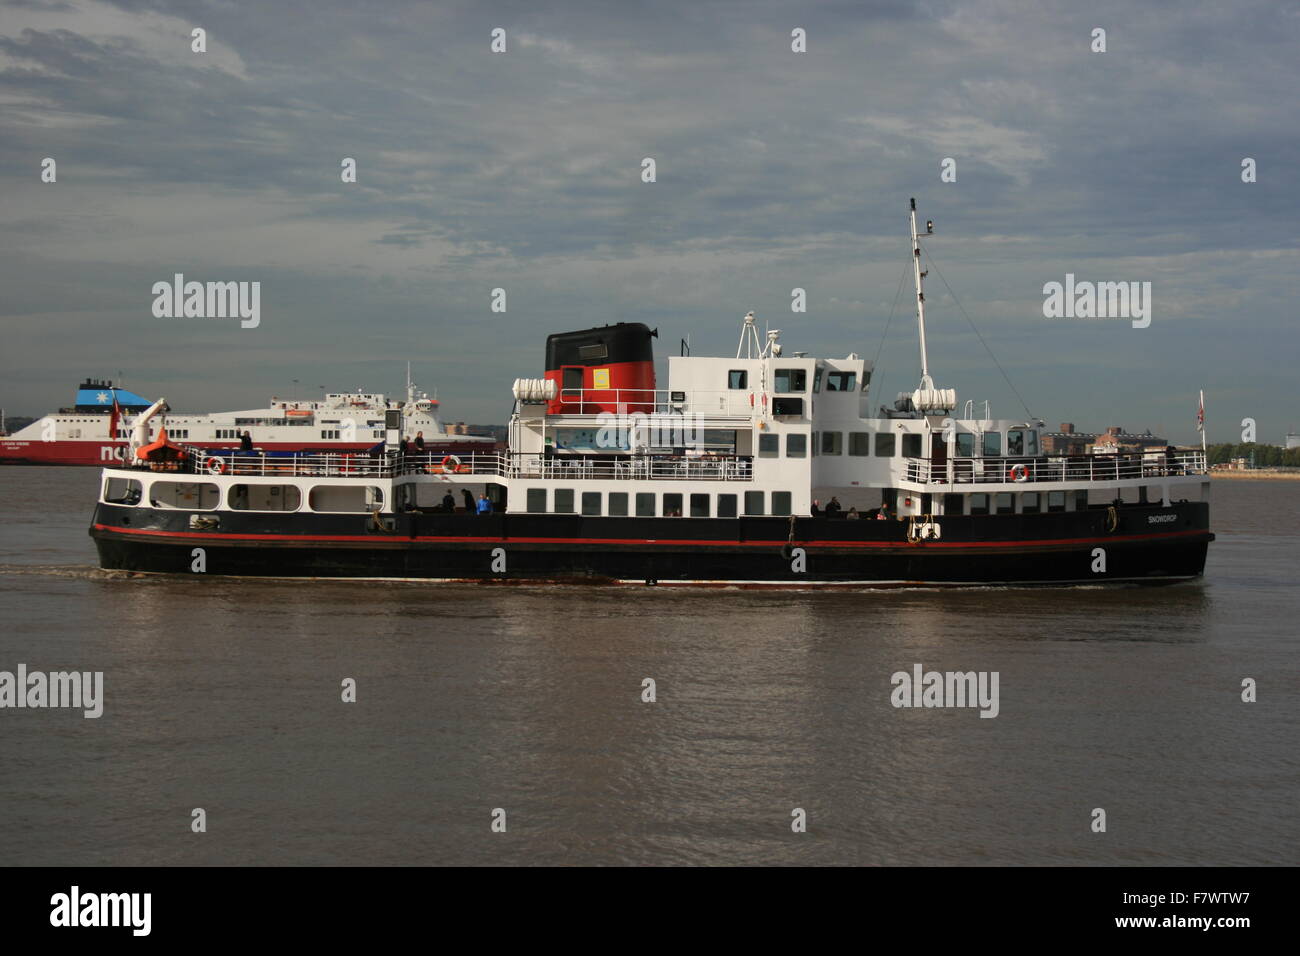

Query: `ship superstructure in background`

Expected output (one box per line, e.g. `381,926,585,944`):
2,369,492,465
90,200,1213,587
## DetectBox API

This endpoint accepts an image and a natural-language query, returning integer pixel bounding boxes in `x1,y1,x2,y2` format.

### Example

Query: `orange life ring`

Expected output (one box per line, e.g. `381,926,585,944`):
442,455,461,472
1009,463,1030,483
206,456,227,475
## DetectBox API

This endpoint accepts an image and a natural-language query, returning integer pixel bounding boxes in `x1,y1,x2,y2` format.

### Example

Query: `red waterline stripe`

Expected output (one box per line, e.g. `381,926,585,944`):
92,524,1208,549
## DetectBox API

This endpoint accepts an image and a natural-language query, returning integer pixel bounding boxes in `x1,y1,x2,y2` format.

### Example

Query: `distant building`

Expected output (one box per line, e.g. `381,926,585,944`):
1287,432,1300,450
1041,423,1168,456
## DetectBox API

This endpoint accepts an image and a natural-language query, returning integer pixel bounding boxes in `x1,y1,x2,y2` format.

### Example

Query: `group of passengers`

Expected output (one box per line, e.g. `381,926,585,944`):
811,496,894,520
437,488,494,515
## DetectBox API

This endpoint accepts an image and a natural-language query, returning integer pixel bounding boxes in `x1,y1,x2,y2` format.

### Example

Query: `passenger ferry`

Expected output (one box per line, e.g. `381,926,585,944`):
2,368,490,465
89,201,1213,586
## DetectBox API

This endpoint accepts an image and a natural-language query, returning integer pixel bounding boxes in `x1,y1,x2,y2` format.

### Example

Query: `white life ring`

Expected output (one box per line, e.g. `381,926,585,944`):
442,454,461,472
207,455,227,475
1009,463,1030,483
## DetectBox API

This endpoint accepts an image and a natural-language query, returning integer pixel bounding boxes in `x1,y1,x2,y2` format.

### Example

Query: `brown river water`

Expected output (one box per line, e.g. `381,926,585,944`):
1,467,1296,864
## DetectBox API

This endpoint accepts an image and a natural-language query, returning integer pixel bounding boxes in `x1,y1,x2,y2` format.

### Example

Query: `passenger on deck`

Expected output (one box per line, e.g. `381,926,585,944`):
415,431,426,452
825,496,843,518
846,507,859,520
811,499,823,517
239,431,253,452
476,492,494,516
442,492,455,513
461,488,475,513
876,506,890,520
399,435,410,455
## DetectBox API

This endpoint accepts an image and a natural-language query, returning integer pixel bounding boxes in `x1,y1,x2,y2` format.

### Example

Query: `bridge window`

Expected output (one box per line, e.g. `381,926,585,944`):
759,434,780,458
774,369,807,393
902,434,923,457
771,491,793,516
663,493,683,517
554,488,575,513
636,493,656,517
728,370,748,389
983,432,1002,457
970,493,990,515
876,433,896,457
608,492,629,516
1008,430,1025,456
744,491,765,516
581,491,601,516
772,397,804,416
786,434,807,458
526,488,547,512
849,432,871,456
821,431,842,455
229,484,301,512
718,494,738,518
690,494,710,518
826,371,857,392
955,433,975,457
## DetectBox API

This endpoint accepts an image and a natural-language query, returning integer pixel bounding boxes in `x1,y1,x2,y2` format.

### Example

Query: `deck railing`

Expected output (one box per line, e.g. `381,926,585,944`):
138,449,755,482
902,451,1209,485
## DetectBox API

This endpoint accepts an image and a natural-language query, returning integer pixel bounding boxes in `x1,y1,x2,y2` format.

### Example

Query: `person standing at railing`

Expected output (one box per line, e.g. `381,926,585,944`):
476,492,494,516
442,491,455,513
415,431,426,452
399,435,410,456
240,430,253,452
461,488,474,514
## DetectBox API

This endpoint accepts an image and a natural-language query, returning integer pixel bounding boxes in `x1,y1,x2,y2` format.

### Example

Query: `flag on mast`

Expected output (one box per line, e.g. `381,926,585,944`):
1198,389,1206,454
108,392,123,443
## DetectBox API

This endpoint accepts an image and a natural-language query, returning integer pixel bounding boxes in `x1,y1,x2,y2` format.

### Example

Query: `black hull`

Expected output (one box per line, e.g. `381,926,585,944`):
90,501,1212,588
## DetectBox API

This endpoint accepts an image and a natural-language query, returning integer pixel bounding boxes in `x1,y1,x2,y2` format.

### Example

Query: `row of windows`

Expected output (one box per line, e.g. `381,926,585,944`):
726,368,862,394
524,488,794,518
101,478,383,513
755,430,1043,459
947,490,1085,515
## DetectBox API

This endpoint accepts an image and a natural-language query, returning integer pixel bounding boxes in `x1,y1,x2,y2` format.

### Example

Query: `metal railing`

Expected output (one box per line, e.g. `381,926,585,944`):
555,387,757,417
502,454,753,482
902,451,1209,485
139,449,755,482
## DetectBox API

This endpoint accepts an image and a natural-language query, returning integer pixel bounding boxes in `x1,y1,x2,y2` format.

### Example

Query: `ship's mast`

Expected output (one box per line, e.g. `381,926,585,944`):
736,311,763,359
910,197,934,391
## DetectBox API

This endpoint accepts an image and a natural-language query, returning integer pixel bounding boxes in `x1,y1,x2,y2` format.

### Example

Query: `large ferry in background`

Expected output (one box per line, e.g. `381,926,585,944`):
0,369,494,466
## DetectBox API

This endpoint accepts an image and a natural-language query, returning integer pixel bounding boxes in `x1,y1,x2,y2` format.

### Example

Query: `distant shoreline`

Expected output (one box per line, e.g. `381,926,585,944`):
1211,470,1300,481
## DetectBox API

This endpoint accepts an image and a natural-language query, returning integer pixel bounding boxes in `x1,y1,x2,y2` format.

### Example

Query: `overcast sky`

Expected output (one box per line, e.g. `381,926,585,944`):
1,0,1296,442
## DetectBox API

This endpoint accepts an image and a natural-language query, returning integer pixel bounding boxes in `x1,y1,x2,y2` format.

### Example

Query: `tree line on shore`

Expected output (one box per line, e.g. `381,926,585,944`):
1207,442,1300,468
